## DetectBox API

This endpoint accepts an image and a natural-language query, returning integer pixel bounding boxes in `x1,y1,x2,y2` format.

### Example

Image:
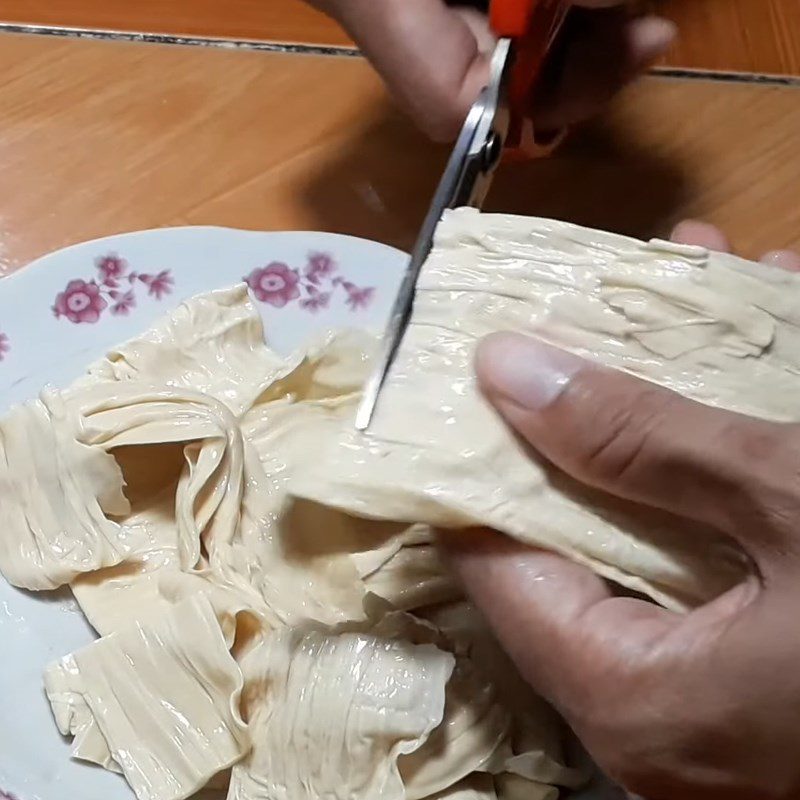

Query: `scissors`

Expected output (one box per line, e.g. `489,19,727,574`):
355,0,571,431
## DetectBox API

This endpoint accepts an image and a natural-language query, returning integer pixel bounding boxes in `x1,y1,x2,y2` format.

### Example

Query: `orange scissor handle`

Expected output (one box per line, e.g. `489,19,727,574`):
490,0,539,37
490,0,570,158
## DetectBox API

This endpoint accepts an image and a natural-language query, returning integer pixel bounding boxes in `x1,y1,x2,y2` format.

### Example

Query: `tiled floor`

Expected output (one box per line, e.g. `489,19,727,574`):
0,0,798,75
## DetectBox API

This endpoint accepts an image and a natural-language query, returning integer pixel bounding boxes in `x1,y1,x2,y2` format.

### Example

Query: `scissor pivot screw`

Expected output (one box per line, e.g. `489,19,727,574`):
482,131,503,172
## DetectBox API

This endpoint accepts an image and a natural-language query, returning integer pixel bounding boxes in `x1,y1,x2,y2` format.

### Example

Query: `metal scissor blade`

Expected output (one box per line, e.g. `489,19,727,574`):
354,98,488,431
354,41,513,432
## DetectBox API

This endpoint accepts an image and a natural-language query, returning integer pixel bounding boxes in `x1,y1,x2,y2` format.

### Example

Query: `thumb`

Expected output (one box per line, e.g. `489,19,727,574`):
474,332,800,561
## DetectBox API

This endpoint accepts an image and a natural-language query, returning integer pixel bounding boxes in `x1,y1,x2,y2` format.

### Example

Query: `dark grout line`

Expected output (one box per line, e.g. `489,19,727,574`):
1,22,799,88
0,23,362,56
651,66,800,87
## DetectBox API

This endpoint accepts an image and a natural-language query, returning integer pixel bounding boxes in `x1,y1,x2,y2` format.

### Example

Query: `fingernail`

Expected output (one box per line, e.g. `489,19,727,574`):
761,250,800,272
630,16,678,60
669,220,731,253
475,333,582,410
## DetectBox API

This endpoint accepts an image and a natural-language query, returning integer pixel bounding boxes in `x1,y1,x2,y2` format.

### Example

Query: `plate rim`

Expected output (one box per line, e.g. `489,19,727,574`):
2,225,409,288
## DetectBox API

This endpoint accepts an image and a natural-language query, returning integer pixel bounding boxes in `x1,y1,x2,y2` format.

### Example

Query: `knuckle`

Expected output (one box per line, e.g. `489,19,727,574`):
724,423,800,546
420,114,461,143
411,92,467,142
407,83,472,143
565,376,674,487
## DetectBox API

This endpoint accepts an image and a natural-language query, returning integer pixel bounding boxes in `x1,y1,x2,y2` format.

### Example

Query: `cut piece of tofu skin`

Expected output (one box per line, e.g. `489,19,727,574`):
0,390,132,590
293,207,800,610
228,628,454,800
44,594,250,800
1,283,575,800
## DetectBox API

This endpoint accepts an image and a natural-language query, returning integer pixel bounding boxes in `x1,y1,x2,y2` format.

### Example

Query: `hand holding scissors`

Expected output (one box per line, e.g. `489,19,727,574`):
310,0,676,142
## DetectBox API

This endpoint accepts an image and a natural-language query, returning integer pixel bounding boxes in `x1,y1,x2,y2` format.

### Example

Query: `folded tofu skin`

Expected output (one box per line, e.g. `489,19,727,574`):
2,208,791,800
295,207,800,610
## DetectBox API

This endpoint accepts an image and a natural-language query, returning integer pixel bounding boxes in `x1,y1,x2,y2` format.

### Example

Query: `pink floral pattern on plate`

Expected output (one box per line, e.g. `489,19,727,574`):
245,262,301,308
53,254,174,324
244,252,375,313
0,332,9,362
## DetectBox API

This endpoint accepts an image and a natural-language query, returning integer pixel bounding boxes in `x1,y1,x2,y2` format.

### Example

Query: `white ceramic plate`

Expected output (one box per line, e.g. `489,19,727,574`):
0,227,617,800
0,227,406,800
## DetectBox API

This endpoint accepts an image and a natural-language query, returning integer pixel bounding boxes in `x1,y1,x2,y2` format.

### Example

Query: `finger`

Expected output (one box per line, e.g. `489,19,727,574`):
670,220,732,253
761,249,800,272
318,0,493,141
441,528,676,716
475,332,800,557
534,13,676,132
670,223,800,274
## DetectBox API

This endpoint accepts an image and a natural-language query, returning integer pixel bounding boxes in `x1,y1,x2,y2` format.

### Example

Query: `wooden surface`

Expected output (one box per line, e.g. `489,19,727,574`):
0,32,796,278
0,0,353,46
662,0,800,75
1,0,799,76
